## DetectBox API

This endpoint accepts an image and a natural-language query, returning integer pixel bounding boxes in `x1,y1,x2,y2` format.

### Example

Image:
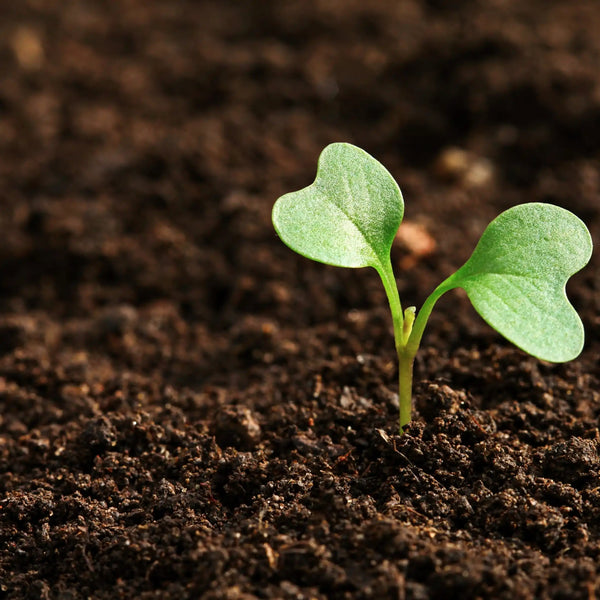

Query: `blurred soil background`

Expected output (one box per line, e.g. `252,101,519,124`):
1,1,600,598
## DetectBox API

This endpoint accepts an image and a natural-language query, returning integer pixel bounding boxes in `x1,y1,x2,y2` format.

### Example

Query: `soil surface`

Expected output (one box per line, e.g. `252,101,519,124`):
1,1,600,598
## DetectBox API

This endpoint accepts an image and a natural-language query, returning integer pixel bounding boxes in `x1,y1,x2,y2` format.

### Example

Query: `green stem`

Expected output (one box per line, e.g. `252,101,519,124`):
377,259,403,354
377,263,453,434
398,351,414,432
397,283,452,434
405,284,449,357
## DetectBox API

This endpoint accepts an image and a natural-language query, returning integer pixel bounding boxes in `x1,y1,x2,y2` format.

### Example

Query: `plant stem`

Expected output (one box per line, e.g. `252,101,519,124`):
397,283,451,433
398,351,414,432
405,284,449,356
378,264,453,434
378,259,403,354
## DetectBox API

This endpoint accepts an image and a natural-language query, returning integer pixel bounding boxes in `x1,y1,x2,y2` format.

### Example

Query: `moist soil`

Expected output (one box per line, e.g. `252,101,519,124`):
1,1,600,598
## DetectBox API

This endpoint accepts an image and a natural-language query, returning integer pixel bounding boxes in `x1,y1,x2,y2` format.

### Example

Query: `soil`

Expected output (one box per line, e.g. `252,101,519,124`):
1,1,600,598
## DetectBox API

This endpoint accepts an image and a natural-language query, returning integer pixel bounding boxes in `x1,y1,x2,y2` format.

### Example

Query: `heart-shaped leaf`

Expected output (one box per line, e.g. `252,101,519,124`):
439,202,592,362
272,143,404,270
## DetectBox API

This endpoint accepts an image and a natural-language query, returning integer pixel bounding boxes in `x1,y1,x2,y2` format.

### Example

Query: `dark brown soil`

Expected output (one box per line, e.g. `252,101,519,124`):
1,1,600,598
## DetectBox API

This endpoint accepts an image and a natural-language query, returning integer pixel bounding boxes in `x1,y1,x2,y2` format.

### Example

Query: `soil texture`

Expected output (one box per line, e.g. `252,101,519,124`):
1,1,600,598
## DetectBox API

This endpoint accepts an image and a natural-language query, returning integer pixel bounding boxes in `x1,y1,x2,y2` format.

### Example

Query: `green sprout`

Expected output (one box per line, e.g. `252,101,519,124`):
272,143,593,432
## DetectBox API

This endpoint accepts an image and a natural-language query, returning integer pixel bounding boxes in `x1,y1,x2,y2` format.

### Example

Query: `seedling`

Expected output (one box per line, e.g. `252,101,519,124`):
272,143,592,432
